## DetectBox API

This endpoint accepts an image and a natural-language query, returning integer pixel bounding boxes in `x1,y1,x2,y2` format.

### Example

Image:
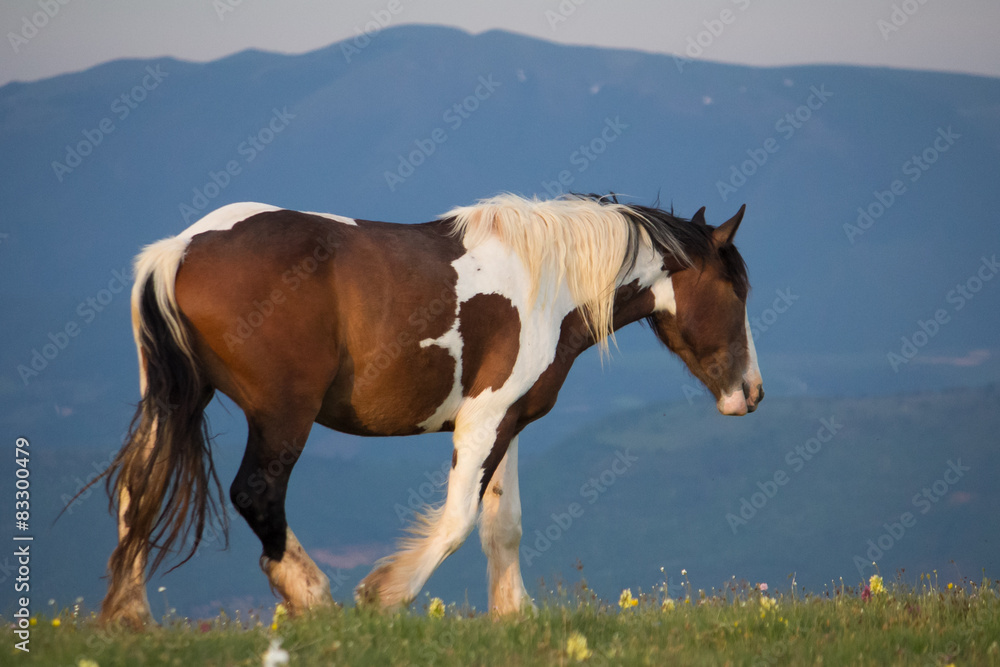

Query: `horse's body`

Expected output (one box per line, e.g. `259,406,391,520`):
101,194,762,626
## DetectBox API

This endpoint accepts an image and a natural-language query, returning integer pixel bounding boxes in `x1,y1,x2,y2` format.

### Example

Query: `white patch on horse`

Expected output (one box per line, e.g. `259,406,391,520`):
628,243,677,315
181,204,357,245
179,202,281,241
417,237,576,433
304,211,358,226
744,309,762,388
651,277,677,314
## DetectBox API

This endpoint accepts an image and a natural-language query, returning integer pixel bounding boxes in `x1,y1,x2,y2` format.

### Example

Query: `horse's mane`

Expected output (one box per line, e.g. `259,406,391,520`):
443,193,747,351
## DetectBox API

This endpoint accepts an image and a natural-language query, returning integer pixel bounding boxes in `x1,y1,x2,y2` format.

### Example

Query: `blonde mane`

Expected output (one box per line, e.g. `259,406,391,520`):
444,194,688,353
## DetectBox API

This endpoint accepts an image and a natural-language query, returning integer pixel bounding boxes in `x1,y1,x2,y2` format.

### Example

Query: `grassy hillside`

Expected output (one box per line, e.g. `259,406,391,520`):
8,577,999,666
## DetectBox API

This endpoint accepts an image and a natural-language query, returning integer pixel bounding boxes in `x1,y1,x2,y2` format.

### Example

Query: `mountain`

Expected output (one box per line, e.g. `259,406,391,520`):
14,386,1000,618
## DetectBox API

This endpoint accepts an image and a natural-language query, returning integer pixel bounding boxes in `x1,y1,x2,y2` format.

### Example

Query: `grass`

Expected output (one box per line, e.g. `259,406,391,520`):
7,574,1000,666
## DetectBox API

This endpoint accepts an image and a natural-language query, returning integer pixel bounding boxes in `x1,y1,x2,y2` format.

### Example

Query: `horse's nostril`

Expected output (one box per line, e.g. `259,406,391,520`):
757,384,765,402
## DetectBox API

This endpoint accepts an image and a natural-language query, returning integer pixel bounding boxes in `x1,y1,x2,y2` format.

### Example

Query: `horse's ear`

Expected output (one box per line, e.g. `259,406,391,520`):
691,206,707,226
712,204,746,246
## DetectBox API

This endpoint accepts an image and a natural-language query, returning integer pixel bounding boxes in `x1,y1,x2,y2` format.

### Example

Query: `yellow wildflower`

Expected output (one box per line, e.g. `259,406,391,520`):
566,631,593,661
760,596,777,611
869,574,885,595
618,588,638,610
428,597,445,619
29,617,37,626
270,603,287,631
947,582,954,590
662,598,675,611
77,660,100,667
51,618,61,627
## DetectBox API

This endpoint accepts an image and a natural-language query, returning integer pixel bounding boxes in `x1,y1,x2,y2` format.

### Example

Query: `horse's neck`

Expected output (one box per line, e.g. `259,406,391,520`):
585,246,664,339
618,242,669,310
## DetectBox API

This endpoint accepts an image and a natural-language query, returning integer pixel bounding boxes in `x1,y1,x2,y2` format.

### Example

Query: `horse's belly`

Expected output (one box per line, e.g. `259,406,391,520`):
315,346,460,436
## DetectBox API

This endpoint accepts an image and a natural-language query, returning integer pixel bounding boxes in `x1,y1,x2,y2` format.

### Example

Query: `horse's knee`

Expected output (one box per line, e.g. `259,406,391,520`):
498,517,522,548
482,496,522,547
482,517,522,557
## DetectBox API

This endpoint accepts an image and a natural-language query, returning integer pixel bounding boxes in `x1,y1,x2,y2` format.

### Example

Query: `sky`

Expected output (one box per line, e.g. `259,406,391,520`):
2,0,999,87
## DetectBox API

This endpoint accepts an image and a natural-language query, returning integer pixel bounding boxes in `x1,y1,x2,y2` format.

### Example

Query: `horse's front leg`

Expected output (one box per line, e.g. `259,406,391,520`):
356,412,517,609
479,435,533,615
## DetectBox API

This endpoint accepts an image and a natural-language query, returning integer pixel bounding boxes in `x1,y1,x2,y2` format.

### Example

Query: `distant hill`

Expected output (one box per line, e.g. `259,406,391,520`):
18,385,1000,618
2,26,1000,461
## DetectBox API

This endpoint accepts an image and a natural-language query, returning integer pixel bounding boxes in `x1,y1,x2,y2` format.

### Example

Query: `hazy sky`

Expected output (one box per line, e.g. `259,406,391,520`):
2,0,998,86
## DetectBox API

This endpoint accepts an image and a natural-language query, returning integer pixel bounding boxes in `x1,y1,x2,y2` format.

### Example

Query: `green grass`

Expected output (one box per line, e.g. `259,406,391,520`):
7,575,1000,666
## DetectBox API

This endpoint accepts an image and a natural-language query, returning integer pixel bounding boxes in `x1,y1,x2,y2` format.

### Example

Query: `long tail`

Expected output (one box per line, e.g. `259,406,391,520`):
105,236,228,588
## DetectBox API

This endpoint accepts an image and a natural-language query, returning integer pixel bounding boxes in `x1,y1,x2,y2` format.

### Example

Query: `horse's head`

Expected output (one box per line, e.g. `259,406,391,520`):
647,205,763,416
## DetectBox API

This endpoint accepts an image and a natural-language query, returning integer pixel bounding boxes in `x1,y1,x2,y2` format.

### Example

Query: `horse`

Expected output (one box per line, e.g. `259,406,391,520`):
99,193,763,627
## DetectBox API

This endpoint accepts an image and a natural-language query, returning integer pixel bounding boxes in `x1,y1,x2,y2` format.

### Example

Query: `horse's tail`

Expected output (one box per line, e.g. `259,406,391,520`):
104,236,227,594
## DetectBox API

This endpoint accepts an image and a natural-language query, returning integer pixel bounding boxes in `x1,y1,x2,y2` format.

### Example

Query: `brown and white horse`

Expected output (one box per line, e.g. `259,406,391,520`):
100,194,762,627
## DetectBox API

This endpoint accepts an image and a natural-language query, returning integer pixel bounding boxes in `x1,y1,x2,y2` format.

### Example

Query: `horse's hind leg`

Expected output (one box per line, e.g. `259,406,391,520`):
479,436,532,615
101,440,155,627
231,408,333,614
